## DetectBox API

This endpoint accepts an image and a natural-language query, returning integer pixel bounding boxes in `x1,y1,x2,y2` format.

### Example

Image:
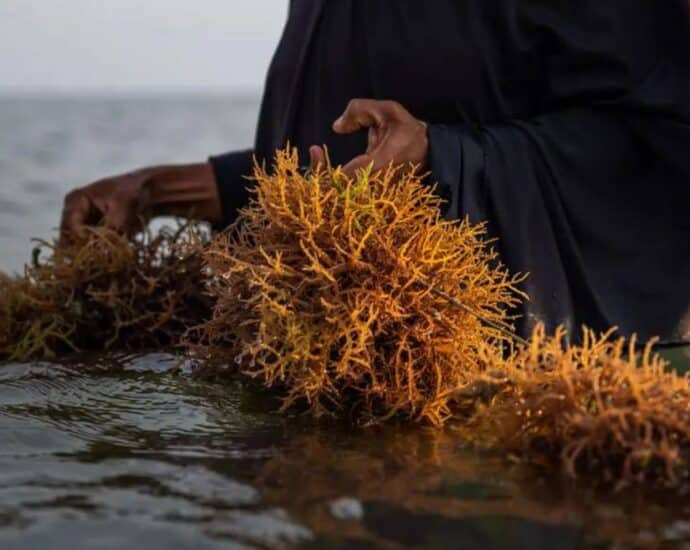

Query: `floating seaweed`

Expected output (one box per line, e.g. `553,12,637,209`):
460,324,690,485
0,224,209,361
191,148,524,425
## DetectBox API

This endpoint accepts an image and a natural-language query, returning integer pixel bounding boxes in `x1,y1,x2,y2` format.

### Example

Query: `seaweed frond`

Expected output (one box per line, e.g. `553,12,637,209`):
193,148,523,425
0,223,209,361
462,323,690,485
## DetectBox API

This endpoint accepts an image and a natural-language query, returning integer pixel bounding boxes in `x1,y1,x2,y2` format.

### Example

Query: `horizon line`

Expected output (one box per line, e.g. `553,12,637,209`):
0,86,263,99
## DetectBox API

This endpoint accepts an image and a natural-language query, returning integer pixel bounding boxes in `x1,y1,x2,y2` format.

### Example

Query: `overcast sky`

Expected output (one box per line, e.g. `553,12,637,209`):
0,0,288,94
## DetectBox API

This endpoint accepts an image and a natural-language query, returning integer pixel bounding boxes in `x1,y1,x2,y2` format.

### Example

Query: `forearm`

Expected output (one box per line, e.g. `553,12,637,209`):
143,162,222,225
60,151,252,240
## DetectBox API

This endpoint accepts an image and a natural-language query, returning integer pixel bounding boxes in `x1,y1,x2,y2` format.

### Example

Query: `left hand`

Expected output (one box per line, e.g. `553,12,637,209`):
309,99,429,176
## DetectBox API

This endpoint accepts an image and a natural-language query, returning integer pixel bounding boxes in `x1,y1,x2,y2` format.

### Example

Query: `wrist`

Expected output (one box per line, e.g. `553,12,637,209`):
145,163,222,224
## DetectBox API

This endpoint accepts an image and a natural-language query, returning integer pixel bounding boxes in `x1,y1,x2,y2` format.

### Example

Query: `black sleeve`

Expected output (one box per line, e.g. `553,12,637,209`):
427,0,690,341
208,149,255,228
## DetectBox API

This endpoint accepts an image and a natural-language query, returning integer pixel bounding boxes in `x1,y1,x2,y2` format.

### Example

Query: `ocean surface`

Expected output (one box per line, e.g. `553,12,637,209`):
1,96,690,549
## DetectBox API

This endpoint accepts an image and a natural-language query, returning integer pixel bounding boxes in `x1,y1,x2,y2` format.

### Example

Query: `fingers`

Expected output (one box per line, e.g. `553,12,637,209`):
331,99,425,177
103,190,149,236
309,144,373,178
341,154,374,178
59,190,95,245
101,201,132,234
309,145,326,170
59,189,138,245
333,99,390,134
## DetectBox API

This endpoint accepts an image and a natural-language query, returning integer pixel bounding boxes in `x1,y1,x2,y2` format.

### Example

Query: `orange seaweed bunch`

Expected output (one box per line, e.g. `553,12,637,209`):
193,148,524,425
462,323,690,485
0,224,209,361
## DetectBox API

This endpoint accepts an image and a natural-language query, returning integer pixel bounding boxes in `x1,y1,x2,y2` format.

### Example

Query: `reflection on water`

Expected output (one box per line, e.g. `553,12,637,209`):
0,352,689,548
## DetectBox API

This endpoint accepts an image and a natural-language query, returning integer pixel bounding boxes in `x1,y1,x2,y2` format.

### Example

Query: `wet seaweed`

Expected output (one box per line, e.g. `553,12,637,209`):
460,324,690,485
0,224,209,361
3,147,690,488
191,148,524,425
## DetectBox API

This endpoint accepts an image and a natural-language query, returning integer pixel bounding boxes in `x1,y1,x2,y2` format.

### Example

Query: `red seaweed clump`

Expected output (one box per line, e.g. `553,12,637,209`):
0,224,209,361
192,148,523,425
461,323,690,485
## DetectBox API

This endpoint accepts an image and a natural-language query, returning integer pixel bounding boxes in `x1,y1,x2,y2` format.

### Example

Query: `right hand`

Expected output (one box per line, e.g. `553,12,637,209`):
60,163,221,244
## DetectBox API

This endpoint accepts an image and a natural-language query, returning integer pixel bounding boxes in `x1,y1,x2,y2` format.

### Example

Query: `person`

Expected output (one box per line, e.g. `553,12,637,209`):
60,1,690,343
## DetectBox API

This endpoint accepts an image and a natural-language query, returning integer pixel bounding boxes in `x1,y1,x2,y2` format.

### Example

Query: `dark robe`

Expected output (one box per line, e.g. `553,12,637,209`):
209,0,690,343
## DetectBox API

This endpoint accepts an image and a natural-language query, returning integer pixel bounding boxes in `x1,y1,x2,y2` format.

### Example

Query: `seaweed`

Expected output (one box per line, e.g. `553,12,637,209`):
0,224,209,361
189,148,690,485
191,148,524,425
461,324,690,485
3,147,690,488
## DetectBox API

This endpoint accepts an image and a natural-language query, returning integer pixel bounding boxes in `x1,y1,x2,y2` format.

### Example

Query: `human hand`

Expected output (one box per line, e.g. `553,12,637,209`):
60,169,154,243
59,163,220,244
309,99,428,176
